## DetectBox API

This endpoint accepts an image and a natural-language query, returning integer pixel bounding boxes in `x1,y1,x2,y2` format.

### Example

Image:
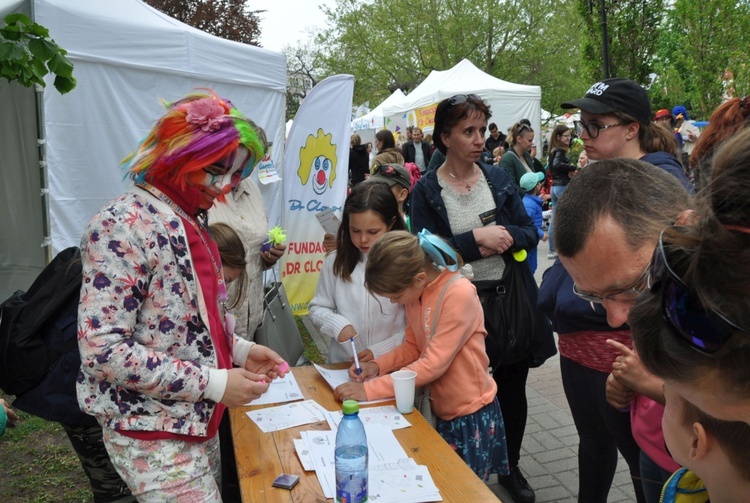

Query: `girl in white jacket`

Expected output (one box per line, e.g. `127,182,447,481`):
309,182,408,363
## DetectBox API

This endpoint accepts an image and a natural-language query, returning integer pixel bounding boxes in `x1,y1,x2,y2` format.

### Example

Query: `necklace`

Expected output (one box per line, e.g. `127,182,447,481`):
447,165,477,191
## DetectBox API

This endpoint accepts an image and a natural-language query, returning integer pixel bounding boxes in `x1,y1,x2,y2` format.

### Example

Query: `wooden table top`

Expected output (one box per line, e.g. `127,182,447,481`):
230,364,501,502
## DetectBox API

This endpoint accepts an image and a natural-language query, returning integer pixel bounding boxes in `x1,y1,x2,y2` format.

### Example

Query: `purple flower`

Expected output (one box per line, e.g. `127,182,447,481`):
93,273,111,290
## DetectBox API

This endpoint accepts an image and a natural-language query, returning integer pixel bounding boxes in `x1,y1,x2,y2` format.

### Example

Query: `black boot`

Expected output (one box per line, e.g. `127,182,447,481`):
497,466,535,503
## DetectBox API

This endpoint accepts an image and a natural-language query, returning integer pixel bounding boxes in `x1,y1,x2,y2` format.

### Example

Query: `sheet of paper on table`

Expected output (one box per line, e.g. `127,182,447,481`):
321,405,411,431
246,369,304,406
313,363,391,405
246,399,327,433
300,423,441,502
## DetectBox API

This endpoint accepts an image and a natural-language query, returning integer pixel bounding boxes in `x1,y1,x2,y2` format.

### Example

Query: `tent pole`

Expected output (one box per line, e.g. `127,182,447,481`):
34,83,52,264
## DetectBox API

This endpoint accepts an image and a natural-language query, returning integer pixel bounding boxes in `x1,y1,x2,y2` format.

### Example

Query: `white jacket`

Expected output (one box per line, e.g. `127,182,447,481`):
308,252,407,363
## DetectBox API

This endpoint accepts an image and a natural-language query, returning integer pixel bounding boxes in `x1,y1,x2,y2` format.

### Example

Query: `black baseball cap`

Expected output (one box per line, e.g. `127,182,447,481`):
561,78,651,126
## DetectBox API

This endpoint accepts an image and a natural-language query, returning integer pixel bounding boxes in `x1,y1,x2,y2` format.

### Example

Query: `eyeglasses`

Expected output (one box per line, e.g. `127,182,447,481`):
574,120,626,139
572,263,650,304
648,227,750,355
448,94,481,106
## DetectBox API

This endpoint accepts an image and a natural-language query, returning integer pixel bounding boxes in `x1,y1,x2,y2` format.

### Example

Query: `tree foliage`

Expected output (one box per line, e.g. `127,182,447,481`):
144,0,263,45
649,0,750,119
285,38,327,120
0,13,76,94
316,0,590,115
577,0,665,84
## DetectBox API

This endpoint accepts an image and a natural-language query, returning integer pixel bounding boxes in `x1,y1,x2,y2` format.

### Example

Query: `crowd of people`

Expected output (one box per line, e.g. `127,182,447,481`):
2,79,748,503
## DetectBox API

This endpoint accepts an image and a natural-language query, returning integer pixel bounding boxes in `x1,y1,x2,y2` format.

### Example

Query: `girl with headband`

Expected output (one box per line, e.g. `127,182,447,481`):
76,89,286,501
334,230,508,480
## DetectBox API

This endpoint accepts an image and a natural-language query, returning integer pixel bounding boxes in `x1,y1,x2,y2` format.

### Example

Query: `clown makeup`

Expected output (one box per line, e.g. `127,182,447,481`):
192,147,251,209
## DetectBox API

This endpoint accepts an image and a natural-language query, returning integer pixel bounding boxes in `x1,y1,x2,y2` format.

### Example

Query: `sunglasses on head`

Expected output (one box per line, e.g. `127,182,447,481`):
448,94,481,106
648,227,750,355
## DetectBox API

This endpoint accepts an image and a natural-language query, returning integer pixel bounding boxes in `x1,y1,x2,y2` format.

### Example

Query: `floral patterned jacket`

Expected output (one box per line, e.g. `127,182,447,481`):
76,188,251,436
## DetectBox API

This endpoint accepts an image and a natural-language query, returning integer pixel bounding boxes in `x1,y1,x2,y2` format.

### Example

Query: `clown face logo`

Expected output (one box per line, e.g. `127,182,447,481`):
298,128,338,195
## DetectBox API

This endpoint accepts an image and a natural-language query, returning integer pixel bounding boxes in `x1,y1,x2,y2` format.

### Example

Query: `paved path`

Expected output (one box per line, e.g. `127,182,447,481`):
487,252,637,502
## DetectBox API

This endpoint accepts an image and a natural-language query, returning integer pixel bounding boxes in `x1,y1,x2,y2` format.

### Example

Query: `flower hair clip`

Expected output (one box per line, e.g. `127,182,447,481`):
185,97,226,132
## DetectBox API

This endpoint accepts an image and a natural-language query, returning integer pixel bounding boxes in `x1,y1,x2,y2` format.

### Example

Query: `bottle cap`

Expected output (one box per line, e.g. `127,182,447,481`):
342,399,360,415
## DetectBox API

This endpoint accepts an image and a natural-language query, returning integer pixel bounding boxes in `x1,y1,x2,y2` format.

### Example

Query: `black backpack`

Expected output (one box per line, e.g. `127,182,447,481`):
0,247,82,396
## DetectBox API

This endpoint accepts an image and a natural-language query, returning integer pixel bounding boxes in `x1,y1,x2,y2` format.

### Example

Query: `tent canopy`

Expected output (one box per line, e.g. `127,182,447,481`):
351,89,406,132
0,0,287,299
382,59,542,144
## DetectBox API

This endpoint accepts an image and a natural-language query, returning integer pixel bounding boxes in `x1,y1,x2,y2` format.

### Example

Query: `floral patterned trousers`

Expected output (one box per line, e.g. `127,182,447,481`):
103,428,222,502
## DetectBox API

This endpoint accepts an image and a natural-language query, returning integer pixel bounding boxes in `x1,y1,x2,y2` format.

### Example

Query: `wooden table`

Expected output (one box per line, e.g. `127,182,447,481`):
230,365,501,502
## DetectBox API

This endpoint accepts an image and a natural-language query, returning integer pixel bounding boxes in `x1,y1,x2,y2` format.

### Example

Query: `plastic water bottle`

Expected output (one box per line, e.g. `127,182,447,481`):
335,400,368,503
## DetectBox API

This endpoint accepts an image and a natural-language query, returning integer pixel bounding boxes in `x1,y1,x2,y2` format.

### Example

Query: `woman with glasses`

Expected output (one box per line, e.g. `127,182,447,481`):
498,122,536,188
630,128,750,502
561,78,692,193
410,94,541,503
546,124,574,260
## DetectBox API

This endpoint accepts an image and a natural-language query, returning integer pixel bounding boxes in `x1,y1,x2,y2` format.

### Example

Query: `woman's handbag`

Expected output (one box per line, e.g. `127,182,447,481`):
254,274,305,366
474,254,551,367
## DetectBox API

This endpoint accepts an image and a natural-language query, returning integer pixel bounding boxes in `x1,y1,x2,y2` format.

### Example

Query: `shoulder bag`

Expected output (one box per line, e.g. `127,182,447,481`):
253,270,306,366
473,253,556,368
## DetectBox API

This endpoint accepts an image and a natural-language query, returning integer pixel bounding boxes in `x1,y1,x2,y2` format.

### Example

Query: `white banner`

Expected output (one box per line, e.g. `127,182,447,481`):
281,74,355,314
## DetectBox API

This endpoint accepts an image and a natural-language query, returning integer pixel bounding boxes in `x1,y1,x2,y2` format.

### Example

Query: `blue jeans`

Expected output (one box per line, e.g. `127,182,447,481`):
639,451,673,503
549,185,567,253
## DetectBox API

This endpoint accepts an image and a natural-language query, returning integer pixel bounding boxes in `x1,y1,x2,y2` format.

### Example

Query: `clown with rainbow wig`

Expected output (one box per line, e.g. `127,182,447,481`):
76,90,288,501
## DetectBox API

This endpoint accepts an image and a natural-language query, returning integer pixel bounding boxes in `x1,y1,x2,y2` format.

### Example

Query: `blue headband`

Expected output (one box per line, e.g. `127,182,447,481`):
418,229,459,271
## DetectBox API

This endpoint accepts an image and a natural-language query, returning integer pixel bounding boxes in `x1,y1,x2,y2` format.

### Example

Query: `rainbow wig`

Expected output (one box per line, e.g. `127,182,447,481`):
123,89,268,187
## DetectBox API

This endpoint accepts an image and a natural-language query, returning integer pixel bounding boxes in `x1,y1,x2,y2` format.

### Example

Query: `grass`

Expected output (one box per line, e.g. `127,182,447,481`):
0,315,321,501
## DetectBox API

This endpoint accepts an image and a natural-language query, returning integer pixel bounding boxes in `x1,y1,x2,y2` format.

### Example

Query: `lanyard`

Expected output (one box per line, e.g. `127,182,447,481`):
136,182,229,317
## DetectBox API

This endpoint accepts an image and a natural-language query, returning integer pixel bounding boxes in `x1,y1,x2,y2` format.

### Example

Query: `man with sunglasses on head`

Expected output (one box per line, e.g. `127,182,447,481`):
553,158,693,503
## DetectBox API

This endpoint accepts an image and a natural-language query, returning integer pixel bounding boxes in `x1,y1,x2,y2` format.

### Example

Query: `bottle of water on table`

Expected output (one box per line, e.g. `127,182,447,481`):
335,399,368,503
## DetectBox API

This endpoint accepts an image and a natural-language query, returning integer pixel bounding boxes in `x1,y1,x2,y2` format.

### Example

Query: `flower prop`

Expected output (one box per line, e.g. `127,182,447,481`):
185,97,225,132
261,226,287,252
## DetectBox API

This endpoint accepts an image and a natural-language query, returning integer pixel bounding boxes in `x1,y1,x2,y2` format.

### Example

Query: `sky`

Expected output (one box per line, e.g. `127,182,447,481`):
254,0,334,52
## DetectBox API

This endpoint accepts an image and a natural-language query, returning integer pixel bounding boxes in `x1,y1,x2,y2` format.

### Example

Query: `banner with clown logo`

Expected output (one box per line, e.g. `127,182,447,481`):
281,74,355,314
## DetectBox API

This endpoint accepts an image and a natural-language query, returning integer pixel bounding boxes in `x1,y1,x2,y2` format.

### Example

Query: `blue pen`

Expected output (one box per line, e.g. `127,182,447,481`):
349,336,362,375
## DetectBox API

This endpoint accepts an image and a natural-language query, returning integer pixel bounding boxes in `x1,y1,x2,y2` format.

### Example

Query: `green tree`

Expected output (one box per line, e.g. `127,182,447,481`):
317,0,589,115
0,13,76,94
285,38,327,121
650,0,750,119
577,0,665,84
144,0,263,45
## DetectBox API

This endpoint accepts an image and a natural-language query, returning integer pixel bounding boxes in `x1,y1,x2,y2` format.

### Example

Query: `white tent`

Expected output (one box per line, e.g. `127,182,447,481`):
351,89,406,132
0,0,287,299
382,59,542,144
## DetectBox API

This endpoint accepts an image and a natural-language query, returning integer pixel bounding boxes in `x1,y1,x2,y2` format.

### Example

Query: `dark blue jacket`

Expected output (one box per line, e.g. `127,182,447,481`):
410,163,539,262
640,152,694,194
538,259,621,334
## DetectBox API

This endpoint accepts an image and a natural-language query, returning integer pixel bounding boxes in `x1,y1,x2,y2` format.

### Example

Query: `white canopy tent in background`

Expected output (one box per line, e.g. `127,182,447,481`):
382,59,542,150
350,89,407,145
351,89,406,132
0,0,287,300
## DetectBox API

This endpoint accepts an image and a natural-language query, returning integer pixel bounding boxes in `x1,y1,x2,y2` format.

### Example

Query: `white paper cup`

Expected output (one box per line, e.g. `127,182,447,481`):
391,370,417,414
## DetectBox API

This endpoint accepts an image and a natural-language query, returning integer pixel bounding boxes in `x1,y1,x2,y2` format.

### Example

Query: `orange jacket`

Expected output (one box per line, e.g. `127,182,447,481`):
364,270,497,420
